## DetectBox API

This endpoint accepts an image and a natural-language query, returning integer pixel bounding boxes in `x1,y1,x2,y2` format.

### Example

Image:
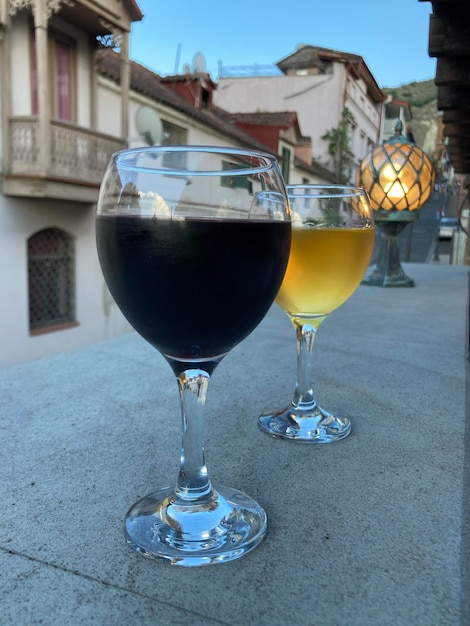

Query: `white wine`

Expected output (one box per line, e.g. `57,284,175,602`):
276,226,374,326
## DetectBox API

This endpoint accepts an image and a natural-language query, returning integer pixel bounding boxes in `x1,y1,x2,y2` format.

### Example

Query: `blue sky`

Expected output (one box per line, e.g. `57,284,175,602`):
129,0,436,88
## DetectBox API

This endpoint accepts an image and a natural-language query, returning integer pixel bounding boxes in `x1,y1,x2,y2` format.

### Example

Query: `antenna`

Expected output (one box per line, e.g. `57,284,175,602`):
135,106,163,146
193,52,206,73
174,43,182,74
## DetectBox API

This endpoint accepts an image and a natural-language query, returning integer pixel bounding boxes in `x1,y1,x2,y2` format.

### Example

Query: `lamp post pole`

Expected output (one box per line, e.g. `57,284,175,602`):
361,211,419,287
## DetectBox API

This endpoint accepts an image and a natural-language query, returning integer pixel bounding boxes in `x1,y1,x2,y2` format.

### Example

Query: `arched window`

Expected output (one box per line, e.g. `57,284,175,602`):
28,228,76,333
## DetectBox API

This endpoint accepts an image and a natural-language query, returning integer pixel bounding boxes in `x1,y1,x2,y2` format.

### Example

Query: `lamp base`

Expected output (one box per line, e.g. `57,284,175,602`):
362,218,415,288
362,267,415,288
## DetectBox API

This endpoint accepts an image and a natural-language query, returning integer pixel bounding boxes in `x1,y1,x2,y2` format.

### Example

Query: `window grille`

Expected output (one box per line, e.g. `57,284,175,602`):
281,147,291,184
161,121,188,169
28,228,76,332
220,161,253,191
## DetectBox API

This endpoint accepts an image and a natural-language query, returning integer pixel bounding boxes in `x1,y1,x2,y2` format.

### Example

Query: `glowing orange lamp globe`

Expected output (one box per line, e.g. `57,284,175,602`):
357,122,435,287
358,140,434,213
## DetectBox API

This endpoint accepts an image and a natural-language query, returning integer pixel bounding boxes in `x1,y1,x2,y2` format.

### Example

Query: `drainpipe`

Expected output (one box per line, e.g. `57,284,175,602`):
35,0,50,176
120,30,130,143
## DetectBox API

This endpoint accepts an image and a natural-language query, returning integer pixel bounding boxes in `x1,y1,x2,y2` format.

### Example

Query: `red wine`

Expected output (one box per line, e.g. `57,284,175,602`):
96,215,290,371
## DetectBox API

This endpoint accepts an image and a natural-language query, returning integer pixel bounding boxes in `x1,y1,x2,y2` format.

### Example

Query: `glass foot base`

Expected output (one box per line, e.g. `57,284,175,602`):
258,405,351,443
124,486,267,567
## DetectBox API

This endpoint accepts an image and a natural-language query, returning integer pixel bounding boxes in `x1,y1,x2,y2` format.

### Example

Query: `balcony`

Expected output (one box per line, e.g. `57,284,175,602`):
4,117,125,202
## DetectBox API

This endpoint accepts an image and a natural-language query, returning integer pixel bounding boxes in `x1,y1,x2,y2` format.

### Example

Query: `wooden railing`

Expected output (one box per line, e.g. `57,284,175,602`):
8,117,125,184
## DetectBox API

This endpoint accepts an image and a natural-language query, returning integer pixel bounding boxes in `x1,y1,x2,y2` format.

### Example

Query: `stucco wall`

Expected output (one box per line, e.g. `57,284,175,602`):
0,196,132,368
214,68,382,171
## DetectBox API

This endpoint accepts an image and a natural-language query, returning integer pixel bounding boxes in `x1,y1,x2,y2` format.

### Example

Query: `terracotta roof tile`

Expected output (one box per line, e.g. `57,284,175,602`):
221,111,299,128
161,74,218,89
277,45,362,71
96,48,274,154
276,44,384,103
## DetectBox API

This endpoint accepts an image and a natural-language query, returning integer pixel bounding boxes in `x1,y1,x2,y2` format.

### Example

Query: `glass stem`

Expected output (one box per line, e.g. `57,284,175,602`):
292,323,317,409
174,369,213,501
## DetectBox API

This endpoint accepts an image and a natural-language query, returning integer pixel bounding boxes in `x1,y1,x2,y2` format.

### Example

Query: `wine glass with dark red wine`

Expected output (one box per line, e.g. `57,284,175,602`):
95,146,291,566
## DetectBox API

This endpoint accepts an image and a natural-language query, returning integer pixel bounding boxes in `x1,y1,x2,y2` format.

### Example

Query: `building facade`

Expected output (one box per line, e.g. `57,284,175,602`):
0,1,322,368
0,0,144,368
214,45,386,181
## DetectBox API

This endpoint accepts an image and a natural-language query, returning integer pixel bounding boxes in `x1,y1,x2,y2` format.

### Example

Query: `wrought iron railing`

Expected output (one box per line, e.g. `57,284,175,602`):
217,64,283,79
9,117,125,184
382,119,400,141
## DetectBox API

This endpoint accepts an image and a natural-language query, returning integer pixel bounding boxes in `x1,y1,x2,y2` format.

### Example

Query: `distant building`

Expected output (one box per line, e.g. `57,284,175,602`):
213,110,330,185
214,45,387,181
381,97,413,142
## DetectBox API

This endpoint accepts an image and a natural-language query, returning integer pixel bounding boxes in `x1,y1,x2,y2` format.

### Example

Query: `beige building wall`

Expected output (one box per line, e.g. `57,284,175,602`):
0,194,133,368
0,14,131,368
215,65,381,174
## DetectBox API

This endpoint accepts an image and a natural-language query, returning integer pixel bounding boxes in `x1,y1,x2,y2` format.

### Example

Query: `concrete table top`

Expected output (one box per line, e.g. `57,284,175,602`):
1,262,468,625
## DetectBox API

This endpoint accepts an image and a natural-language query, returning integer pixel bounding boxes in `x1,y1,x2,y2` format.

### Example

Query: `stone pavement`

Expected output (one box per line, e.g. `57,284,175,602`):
0,262,468,625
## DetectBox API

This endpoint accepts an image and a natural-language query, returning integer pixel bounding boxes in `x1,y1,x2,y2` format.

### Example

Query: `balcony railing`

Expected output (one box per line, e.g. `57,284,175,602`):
8,117,125,185
382,118,398,140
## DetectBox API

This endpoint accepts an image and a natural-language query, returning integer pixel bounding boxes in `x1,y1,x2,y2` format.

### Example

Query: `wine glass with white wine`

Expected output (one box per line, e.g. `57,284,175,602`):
258,184,374,443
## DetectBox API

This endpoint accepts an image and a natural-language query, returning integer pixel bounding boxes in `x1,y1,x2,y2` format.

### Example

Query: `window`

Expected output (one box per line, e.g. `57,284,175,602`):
281,147,291,184
161,120,188,168
349,122,357,147
220,161,252,191
55,39,72,120
201,88,210,109
161,120,187,146
360,131,366,155
28,228,76,333
31,29,76,121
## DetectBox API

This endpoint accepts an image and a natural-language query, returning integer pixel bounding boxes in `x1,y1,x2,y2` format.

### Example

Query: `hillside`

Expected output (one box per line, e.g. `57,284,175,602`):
382,79,438,155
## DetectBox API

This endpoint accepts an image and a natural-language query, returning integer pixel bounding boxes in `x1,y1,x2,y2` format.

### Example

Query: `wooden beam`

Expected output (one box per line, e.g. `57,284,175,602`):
446,137,470,146
447,163,470,171
436,57,470,86
429,13,470,57
443,109,470,123
438,86,470,109
443,123,470,136
443,141,470,158
446,155,470,162
415,3,470,173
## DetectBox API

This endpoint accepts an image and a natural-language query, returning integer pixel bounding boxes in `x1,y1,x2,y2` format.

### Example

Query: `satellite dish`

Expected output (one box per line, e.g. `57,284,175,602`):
193,52,206,73
135,106,163,146
183,63,192,74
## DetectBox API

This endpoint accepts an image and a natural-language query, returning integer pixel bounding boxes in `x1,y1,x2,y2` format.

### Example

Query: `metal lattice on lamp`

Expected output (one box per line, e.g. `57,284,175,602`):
358,121,435,287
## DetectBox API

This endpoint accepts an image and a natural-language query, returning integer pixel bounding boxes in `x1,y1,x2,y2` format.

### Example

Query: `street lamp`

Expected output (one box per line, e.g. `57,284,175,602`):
358,120,434,287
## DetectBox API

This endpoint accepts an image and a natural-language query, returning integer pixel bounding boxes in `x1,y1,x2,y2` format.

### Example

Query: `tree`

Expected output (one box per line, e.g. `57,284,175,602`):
321,107,356,184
